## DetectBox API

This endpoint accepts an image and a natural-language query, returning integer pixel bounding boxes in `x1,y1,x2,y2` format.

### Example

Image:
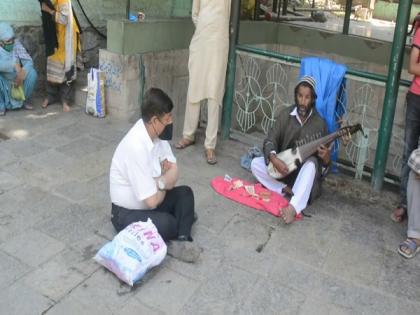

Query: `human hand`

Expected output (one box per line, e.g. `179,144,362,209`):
337,118,351,146
41,2,54,15
192,16,198,26
161,159,171,174
14,67,26,87
317,144,331,166
270,154,289,176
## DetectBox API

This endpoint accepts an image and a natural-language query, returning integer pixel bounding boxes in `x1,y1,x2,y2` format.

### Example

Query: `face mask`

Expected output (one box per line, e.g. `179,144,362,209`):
159,123,173,141
2,43,14,52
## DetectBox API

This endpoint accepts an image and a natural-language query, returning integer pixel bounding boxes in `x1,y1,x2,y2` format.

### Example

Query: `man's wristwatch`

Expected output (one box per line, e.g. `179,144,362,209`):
157,178,165,191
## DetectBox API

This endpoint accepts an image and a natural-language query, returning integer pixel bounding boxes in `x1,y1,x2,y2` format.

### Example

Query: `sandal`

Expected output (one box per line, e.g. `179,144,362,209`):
205,148,217,165
23,103,33,110
390,206,407,223
175,138,195,149
398,238,420,259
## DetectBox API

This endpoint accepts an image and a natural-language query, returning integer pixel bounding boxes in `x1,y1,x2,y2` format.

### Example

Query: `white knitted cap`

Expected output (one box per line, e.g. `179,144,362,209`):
297,75,316,91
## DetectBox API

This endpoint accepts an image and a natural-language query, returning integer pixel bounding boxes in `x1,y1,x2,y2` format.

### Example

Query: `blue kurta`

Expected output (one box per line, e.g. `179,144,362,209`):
0,40,37,112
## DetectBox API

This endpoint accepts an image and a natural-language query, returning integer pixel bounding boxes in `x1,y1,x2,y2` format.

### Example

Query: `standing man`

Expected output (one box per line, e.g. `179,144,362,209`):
176,0,232,165
110,88,200,263
251,76,331,224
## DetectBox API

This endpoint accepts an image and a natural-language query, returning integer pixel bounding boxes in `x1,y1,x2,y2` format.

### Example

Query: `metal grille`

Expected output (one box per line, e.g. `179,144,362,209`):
233,50,408,178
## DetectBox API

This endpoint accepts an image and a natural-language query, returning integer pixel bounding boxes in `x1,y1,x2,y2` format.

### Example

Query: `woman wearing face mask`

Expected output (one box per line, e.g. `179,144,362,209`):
0,22,37,116
39,0,81,112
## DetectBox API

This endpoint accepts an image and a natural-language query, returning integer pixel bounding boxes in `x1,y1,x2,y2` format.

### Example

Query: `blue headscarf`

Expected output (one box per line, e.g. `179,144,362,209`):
0,22,14,41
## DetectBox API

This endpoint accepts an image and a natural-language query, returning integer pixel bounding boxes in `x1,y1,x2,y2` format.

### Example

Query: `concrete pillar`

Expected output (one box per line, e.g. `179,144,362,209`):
99,49,141,122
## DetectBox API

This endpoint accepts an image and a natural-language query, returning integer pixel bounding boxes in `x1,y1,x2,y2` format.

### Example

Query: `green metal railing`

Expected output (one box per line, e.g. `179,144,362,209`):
372,0,413,191
235,44,411,88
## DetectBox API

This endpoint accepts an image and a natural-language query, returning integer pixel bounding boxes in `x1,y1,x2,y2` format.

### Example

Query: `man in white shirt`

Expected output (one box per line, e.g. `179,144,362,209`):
110,88,200,263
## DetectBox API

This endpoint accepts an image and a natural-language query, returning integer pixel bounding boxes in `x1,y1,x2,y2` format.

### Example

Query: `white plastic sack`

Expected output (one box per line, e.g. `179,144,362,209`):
94,219,167,286
86,68,106,118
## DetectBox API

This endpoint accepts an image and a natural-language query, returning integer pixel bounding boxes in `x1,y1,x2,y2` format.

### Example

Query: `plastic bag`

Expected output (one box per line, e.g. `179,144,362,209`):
94,219,167,286
240,146,263,171
11,85,25,101
86,68,106,118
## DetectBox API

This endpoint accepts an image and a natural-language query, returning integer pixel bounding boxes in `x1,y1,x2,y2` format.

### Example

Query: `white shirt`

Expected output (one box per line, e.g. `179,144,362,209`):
290,107,313,126
270,106,314,155
109,119,176,210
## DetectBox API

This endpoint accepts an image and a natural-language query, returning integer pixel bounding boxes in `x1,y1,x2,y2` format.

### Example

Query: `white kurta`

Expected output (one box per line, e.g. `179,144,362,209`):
187,0,231,106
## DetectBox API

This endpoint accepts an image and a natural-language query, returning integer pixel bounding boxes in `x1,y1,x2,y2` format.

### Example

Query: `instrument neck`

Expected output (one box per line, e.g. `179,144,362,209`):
298,131,340,161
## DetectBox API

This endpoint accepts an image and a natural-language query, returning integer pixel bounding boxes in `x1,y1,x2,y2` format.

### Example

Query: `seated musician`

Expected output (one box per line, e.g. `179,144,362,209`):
251,76,331,224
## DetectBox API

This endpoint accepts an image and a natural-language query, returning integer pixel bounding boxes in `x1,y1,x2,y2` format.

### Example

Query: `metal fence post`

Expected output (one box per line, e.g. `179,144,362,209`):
372,0,413,191
342,0,352,35
222,0,242,140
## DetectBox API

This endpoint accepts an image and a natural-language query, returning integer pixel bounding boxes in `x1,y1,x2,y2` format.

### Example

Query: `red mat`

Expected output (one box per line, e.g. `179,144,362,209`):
211,176,300,218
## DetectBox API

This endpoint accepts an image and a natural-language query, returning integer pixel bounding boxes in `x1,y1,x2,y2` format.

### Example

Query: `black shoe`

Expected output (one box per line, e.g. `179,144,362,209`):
167,240,201,263
177,235,193,242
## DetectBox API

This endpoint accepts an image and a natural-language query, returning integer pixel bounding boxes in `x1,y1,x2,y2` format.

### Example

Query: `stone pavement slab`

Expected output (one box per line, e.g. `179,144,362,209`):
0,228,66,267
119,297,164,315
240,278,305,315
163,225,224,282
1,102,420,315
180,264,260,314
0,280,54,315
134,267,200,314
0,249,30,290
22,248,90,302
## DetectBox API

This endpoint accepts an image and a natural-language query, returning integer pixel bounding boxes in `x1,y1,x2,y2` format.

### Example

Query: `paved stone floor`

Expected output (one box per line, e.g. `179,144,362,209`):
1,98,420,315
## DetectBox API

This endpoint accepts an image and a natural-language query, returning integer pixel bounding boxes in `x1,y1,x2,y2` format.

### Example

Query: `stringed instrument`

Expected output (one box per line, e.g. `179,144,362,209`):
267,124,363,179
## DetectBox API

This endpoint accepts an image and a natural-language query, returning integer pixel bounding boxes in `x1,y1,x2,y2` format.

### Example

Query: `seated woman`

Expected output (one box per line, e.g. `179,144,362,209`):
0,22,37,116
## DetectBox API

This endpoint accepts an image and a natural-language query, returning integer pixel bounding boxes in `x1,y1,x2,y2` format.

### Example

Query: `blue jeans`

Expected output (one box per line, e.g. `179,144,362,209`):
400,92,420,208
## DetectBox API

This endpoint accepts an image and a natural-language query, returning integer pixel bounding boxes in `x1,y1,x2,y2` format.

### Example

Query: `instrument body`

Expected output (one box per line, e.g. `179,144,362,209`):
267,124,362,179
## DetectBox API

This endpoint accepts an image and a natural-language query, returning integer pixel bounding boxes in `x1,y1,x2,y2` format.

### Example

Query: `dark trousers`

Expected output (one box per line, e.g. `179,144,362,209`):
111,186,195,241
47,81,73,104
400,92,420,208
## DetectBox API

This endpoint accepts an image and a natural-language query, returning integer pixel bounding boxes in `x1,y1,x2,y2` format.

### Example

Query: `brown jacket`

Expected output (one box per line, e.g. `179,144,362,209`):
263,105,328,201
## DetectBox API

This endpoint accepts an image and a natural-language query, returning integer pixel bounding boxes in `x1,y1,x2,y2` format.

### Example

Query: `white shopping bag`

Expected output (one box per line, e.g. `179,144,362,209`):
94,219,167,286
86,68,106,118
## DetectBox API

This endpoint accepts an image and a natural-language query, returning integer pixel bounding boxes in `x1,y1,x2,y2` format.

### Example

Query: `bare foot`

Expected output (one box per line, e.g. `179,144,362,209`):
63,102,71,112
42,98,49,109
390,206,406,223
281,204,296,224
